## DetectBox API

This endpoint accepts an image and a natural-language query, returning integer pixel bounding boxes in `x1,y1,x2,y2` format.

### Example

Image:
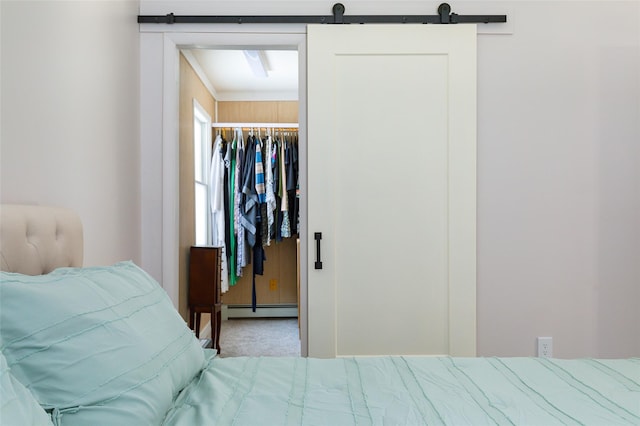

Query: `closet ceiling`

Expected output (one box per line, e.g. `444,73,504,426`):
184,49,298,101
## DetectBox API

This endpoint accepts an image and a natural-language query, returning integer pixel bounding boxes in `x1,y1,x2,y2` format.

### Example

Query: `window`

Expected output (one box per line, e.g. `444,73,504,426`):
193,99,212,246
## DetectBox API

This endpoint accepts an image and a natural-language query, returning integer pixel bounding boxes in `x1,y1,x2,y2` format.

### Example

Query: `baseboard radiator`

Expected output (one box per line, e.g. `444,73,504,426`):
222,304,298,320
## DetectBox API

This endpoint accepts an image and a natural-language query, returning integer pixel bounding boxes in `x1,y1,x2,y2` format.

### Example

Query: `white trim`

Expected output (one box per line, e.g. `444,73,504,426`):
193,98,212,246
140,33,164,284
162,34,181,309
139,23,307,35
193,97,211,123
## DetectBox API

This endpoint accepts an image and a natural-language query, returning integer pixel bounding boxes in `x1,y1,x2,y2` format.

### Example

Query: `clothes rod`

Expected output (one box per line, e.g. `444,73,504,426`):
138,3,506,25
212,123,299,129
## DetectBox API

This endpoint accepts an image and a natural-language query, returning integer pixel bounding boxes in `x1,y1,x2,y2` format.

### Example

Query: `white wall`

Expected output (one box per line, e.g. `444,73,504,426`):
140,0,639,358
1,1,140,266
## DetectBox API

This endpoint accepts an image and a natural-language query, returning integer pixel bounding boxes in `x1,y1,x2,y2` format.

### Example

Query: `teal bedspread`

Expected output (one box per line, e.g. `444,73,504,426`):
3,264,636,425
163,355,639,426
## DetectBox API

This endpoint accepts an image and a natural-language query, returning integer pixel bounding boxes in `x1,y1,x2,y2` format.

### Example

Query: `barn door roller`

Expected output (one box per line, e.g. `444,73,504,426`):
138,3,506,25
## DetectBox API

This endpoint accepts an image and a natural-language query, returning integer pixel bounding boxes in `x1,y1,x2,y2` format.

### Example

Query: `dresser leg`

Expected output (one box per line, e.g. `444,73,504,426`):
195,313,201,338
215,310,222,352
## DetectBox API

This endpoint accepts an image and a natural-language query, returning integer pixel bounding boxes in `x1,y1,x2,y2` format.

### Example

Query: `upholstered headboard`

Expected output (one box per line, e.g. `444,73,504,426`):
0,204,83,275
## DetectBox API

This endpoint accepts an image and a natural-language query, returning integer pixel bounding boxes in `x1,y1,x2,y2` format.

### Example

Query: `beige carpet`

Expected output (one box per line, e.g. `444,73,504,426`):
218,318,301,358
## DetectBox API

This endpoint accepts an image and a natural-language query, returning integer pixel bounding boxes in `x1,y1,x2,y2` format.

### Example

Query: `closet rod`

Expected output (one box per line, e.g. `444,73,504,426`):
212,122,299,129
138,3,506,25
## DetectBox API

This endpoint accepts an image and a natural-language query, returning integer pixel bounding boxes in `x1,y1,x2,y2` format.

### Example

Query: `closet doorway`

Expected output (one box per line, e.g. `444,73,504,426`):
179,46,304,357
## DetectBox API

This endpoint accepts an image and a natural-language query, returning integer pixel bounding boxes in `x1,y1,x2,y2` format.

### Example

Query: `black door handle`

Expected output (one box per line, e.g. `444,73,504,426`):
314,232,323,270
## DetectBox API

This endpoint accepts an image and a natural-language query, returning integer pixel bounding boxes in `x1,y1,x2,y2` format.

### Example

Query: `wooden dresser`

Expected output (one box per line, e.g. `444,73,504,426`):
188,246,222,352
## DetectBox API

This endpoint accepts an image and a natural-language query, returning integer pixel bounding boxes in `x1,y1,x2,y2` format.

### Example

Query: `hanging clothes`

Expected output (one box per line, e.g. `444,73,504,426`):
264,135,276,246
209,135,229,293
240,135,258,248
294,136,300,235
258,136,270,247
234,131,248,277
212,125,299,310
227,136,238,286
238,134,265,312
284,136,298,237
280,137,291,238
255,136,266,205
223,139,232,279
251,223,266,312
209,135,225,243
273,137,283,242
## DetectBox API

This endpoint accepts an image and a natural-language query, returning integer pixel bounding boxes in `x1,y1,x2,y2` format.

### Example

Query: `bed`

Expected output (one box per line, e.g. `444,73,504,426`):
1,204,638,426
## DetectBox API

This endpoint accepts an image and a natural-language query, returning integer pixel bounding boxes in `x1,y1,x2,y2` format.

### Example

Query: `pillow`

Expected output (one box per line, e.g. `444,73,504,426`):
0,261,205,426
1,350,53,426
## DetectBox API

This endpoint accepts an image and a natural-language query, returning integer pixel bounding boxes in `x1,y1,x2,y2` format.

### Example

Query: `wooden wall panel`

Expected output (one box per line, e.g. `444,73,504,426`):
218,101,298,123
222,238,298,305
277,101,299,123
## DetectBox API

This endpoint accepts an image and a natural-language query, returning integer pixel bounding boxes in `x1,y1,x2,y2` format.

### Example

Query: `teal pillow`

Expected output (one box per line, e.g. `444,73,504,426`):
0,350,53,426
0,261,205,426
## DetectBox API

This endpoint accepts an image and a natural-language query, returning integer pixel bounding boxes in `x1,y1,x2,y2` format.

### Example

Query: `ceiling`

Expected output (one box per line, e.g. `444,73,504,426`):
183,49,299,101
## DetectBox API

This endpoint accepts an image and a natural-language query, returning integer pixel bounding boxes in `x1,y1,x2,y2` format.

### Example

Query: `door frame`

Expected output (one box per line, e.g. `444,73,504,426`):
139,28,309,356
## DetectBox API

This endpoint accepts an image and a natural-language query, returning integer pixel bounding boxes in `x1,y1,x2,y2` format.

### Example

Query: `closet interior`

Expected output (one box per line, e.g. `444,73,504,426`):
212,120,300,316
179,48,300,356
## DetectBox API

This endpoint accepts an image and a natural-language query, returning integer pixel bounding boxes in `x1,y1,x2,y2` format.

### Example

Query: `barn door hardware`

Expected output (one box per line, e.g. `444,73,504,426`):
138,3,506,25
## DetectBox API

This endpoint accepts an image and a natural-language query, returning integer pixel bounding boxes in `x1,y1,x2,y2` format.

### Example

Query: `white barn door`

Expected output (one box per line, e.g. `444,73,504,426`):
307,25,477,358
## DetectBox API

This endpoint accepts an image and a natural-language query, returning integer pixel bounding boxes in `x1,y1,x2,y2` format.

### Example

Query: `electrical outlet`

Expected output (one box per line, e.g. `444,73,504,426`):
537,337,553,358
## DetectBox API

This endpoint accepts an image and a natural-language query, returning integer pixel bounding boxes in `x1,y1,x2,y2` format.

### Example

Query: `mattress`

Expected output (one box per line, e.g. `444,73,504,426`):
163,354,639,425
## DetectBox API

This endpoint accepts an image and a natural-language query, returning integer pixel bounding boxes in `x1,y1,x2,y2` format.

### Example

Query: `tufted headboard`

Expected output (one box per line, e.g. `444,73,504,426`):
0,204,83,275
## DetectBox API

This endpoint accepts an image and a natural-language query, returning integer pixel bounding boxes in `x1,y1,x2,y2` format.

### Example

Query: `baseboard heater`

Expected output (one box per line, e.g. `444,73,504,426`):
222,304,298,320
